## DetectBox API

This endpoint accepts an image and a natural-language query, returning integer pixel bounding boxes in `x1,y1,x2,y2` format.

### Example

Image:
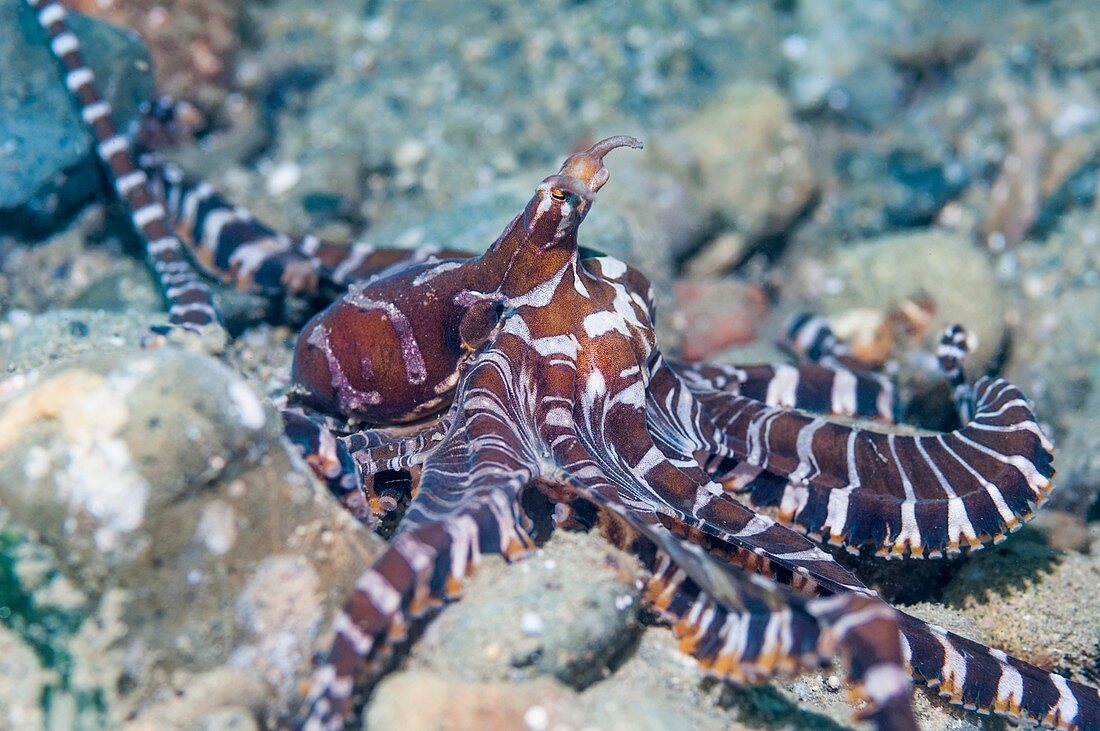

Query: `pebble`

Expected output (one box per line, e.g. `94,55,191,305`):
399,530,641,690
671,278,770,361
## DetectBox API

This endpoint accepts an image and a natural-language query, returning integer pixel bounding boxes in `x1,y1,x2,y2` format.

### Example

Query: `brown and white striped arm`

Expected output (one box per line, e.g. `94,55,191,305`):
29,6,474,327
545,479,918,731
671,359,894,422
26,0,222,332
299,497,534,730
144,159,475,295
686,332,1054,558
899,612,1100,729
783,311,873,371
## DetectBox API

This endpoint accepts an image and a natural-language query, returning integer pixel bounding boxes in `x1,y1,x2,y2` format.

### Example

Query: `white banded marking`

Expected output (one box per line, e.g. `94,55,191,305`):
65,67,95,92
50,32,78,57
97,135,127,161
37,3,66,27
114,170,148,197
132,203,165,229
81,100,112,125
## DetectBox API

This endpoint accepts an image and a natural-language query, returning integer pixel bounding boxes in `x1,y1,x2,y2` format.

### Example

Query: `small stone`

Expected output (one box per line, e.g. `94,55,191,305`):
661,83,817,246
367,672,584,731
523,705,549,731
1027,510,1091,553
393,139,430,169
265,161,302,197
405,530,641,689
672,279,770,362
683,232,746,277
520,611,544,637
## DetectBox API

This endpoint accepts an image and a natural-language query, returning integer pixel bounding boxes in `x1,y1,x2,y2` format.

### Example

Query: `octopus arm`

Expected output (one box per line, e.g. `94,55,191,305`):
299,351,546,729
696,377,1052,558
540,455,917,731
898,611,1100,729
669,358,894,422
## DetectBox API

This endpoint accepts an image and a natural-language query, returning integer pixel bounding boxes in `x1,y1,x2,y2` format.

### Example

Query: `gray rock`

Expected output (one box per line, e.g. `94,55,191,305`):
0,623,53,730
366,672,588,731
1039,0,1100,71
0,349,383,723
1046,375,1100,514
370,631,737,731
658,83,817,248
0,4,154,236
404,529,641,689
1009,210,1100,442
785,0,912,125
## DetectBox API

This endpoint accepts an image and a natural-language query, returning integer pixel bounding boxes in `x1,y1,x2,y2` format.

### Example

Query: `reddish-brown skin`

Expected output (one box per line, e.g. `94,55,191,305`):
291,137,643,424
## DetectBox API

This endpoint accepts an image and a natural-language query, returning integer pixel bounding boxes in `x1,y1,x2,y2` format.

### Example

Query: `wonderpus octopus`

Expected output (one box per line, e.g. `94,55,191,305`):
23,2,1100,730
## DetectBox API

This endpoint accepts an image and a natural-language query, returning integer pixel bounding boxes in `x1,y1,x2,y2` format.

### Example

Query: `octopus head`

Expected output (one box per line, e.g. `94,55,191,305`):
523,135,643,249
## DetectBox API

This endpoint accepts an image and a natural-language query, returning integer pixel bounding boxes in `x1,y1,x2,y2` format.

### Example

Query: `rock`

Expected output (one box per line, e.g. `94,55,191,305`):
780,229,1006,373
1026,510,1092,553
1038,0,1100,71
122,668,266,731
1,309,163,374
405,530,641,689
831,147,970,234
784,0,911,125
368,672,586,731
371,637,730,731
684,232,747,277
660,83,817,248
670,278,770,362
1041,381,1100,514
0,349,383,721
0,348,277,565
1009,210,1100,441
942,537,1100,683
0,4,154,237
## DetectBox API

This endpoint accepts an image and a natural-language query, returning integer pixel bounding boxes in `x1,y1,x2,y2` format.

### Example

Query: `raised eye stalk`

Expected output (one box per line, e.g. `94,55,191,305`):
557,135,644,193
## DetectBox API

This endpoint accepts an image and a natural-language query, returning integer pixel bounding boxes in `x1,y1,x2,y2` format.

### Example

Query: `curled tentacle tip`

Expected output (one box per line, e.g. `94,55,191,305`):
559,135,644,192
588,135,644,154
